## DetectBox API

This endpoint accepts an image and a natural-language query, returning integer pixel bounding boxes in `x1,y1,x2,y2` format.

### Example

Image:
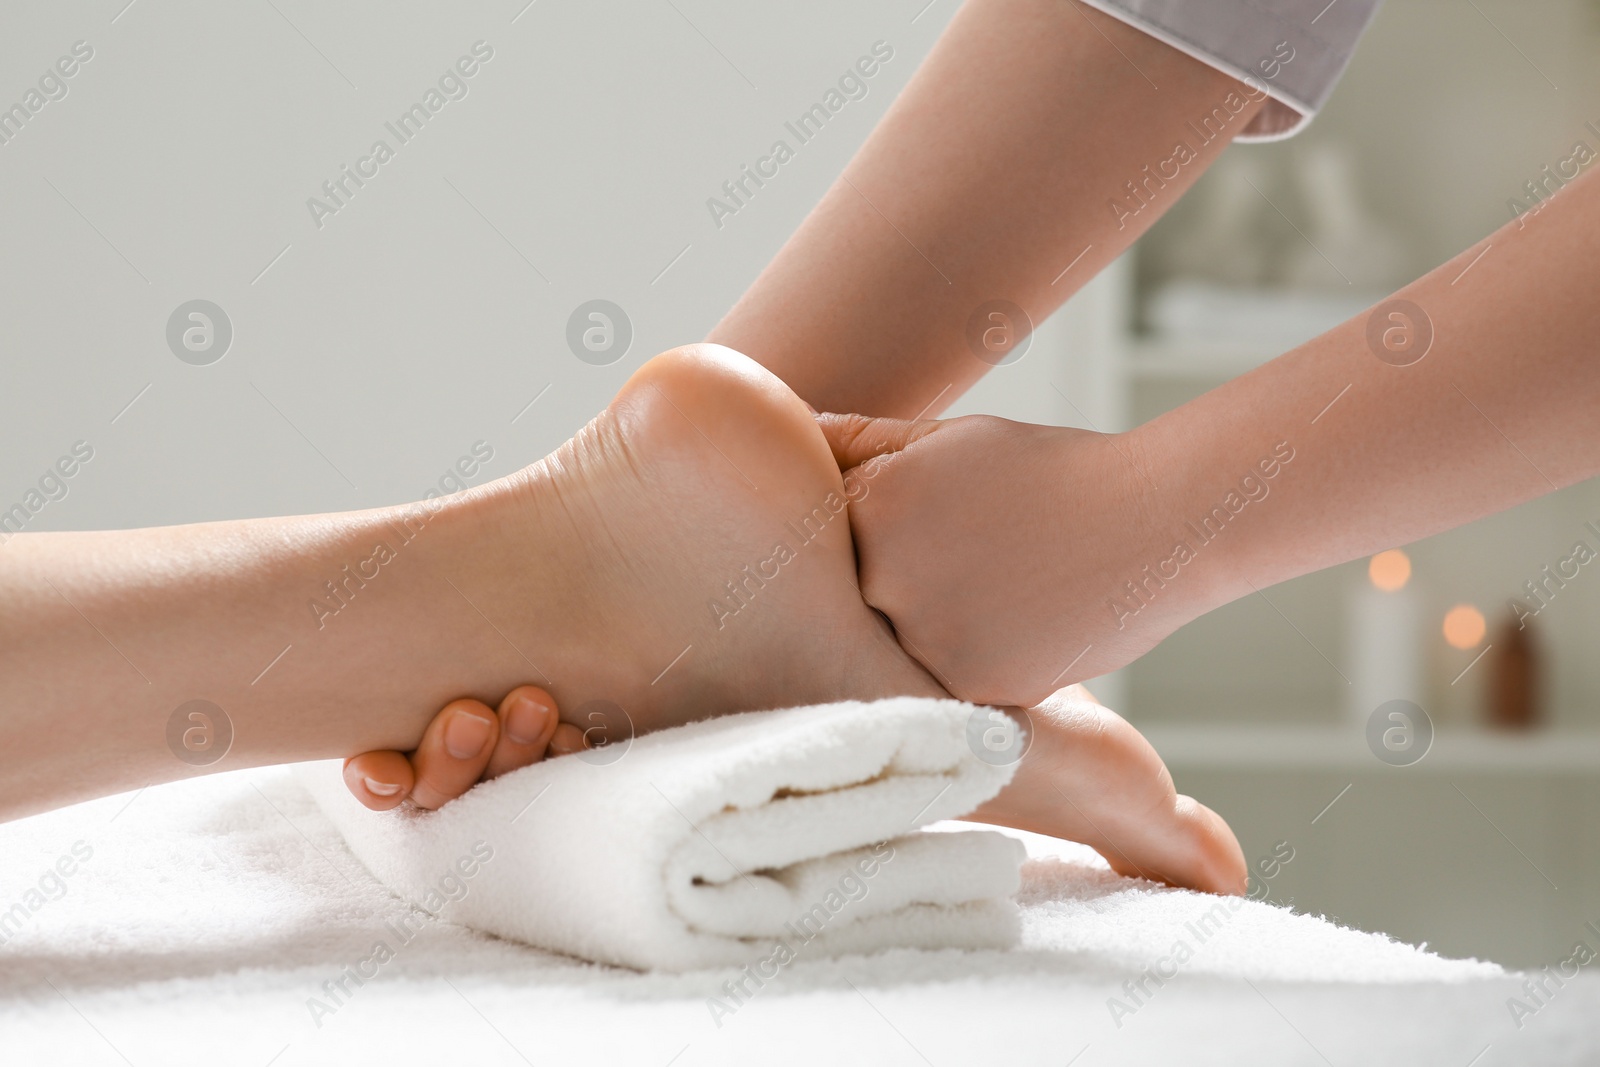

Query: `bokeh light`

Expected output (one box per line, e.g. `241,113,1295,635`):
1443,604,1487,649
1368,549,1412,592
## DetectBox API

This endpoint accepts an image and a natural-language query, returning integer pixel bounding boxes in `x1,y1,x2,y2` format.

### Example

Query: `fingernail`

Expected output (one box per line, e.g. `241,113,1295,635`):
445,709,494,759
504,693,549,745
549,723,586,757
364,778,403,797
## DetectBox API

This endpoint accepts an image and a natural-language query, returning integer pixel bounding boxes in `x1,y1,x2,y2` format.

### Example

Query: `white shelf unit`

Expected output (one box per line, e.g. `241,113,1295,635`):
1142,723,1600,772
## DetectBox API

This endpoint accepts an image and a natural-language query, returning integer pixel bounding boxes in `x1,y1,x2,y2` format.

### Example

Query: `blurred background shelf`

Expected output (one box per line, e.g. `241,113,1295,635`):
1143,724,1600,771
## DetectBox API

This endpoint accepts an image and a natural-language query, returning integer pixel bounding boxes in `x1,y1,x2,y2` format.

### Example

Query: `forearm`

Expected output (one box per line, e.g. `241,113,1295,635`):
810,168,1598,706
0,498,526,820
1137,166,1600,615
710,0,1265,418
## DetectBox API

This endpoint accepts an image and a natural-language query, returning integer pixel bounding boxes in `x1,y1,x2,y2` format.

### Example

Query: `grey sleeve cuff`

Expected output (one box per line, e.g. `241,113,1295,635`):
1076,0,1383,141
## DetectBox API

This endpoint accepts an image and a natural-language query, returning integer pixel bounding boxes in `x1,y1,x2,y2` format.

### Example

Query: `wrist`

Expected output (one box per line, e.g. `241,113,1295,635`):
1128,393,1310,619
1117,419,1258,627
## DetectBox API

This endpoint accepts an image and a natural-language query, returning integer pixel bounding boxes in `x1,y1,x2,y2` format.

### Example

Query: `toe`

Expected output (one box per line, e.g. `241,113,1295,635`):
971,687,1248,896
484,686,560,779
1171,794,1249,896
1091,783,1247,897
343,751,415,811
409,699,500,810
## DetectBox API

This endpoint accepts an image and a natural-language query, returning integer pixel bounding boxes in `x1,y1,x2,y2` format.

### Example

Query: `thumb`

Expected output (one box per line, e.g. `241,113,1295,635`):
814,412,940,471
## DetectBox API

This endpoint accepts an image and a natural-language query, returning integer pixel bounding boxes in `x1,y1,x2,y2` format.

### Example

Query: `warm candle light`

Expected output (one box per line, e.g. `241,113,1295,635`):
1348,549,1423,726
1369,549,1412,591
1443,604,1486,649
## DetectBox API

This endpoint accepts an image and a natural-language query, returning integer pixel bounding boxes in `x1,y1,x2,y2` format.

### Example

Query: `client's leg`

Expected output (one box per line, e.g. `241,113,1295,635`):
0,345,933,822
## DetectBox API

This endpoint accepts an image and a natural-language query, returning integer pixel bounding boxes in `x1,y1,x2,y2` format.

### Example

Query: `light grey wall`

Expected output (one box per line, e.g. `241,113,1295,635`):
0,0,969,530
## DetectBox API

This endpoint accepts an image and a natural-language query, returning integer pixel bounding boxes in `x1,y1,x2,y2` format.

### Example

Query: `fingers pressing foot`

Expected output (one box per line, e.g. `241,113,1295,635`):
407,698,500,810
484,686,561,780
343,750,415,812
547,722,588,757
342,685,560,812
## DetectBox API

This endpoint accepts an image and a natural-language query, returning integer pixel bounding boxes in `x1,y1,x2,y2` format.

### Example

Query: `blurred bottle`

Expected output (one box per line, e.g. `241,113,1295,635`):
1486,612,1540,729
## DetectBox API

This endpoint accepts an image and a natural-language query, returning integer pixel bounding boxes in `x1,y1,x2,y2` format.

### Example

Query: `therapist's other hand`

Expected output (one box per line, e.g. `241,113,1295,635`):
343,685,575,810
819,412,1206,709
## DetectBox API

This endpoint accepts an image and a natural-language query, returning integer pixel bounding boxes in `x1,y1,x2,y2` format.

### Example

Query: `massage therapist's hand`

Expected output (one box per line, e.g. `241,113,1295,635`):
342,686,574,810
819,412,1237,709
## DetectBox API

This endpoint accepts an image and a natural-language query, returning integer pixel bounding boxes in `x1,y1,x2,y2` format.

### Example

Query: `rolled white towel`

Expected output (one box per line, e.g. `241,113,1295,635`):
298,697,1026,972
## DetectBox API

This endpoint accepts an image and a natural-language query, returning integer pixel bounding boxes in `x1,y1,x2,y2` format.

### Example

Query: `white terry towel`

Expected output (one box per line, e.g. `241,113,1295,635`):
299,697,1027,972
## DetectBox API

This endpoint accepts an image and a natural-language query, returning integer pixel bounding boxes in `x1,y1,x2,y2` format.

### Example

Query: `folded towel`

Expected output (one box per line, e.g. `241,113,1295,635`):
299,697,1027,972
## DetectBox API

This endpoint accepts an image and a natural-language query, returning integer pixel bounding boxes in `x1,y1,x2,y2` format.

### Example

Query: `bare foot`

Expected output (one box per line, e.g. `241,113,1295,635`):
348,346,1245,893
440,343,947,733
344,342,943,809
970,686,1246,895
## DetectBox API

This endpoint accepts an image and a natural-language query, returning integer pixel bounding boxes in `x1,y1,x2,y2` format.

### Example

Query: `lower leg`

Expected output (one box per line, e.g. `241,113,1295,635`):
0,345,938,821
